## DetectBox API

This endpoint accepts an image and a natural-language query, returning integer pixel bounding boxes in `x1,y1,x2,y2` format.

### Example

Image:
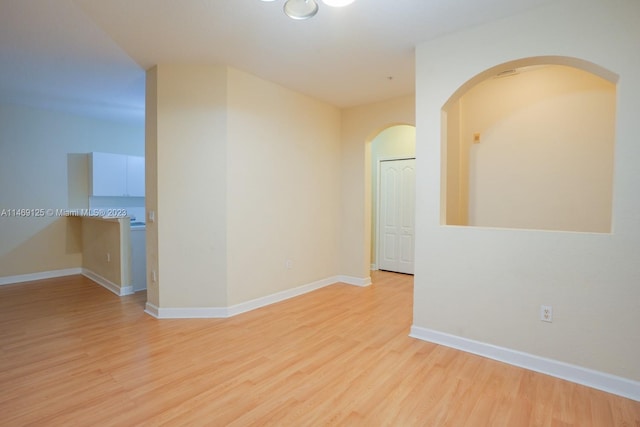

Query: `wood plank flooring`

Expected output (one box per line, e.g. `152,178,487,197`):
1,271,638,426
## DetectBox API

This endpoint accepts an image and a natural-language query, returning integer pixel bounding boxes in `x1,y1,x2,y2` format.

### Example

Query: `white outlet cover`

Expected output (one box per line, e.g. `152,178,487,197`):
540,305,553,322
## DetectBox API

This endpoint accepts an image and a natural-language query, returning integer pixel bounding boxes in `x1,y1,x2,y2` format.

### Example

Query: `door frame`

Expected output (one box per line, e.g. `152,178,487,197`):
375,156,416,271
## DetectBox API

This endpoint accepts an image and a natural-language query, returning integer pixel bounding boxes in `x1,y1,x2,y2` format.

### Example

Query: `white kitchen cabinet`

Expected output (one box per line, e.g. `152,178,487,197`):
90,152,127,196
126,156,145,197
90,152,145,197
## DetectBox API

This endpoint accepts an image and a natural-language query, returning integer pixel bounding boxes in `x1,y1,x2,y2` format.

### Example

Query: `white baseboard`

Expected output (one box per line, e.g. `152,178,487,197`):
144,275,372,319
410,326,640,402
227,276,340,317
0,268,135,298
144,302,160,318
336,275,372,287
370,264,378,271
0,268,83,286
82,269,133,297
144,302,227,319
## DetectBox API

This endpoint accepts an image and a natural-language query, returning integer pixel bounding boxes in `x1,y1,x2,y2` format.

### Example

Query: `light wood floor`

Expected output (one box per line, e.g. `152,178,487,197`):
1,272,638,426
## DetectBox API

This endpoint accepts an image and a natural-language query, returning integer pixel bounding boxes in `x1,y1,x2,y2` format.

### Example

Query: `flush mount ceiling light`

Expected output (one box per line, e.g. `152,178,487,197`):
283,0,318,20
261,0,356,20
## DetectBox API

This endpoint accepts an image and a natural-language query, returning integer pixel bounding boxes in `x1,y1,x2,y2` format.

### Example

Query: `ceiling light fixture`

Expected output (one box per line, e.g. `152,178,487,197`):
284,0,318,20
261,0,356,20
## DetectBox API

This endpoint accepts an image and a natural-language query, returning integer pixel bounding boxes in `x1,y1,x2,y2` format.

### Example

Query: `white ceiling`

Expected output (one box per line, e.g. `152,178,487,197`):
0,0,555,122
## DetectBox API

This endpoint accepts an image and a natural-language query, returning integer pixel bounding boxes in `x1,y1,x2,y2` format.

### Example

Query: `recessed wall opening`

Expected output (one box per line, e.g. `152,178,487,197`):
442,57,618,233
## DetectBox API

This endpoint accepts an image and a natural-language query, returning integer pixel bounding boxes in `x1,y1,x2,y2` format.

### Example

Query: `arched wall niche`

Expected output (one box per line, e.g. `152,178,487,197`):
443,55,619,110
441,56,618,233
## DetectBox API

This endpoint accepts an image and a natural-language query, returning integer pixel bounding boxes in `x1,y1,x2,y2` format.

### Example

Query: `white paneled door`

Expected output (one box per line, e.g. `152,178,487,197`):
378,158,416,274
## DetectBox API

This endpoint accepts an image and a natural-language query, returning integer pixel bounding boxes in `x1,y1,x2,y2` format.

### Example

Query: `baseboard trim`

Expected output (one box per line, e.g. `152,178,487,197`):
370,264,378,271
227,276,341,317
409,326,640,402
0,268,135,297
0,268,83,286
144,302,227,319
144,302,160,318
82,269,133,297
336,275,372,287
143,275,372,319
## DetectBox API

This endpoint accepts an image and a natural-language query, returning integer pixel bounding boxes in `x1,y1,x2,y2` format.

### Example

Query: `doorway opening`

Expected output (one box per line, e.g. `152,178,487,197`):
370,124,416,274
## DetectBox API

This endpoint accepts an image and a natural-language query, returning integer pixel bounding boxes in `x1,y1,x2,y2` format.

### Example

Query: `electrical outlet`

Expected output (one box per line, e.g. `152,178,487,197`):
151,270,157,282
285,259,293,269
106,252,111,262
540,305,553,322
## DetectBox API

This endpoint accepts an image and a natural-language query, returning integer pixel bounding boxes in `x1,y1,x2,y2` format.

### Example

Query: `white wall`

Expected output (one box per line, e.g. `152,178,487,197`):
0,103,143,279
414,0,640,383
455,65,615,232
370,125,416,265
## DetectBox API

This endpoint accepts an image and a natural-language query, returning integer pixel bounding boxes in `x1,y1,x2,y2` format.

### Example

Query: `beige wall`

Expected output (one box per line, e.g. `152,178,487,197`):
146,64,229,308
145,68,159,307
81,217,131,287
0,103,143,279
447,65,615,232
370,125,416,265
415,0,640,381
147,66,343,308
340,95,415,279
444,100,466,225
226,68,342,305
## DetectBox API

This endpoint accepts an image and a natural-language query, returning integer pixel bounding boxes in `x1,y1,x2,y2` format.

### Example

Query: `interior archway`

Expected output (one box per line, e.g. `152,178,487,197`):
367,124,416,271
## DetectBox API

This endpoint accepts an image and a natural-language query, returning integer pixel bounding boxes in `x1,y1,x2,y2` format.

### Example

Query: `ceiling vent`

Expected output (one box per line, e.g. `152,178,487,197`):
494,69,519,78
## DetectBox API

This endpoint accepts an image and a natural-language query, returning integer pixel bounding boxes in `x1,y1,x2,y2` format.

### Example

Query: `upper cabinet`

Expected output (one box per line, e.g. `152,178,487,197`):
90,152,145,197
125,155,145,197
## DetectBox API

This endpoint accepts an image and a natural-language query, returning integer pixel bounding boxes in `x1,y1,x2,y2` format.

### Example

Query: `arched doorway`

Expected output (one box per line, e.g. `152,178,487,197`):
369,124,416,274
338,95,415,283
